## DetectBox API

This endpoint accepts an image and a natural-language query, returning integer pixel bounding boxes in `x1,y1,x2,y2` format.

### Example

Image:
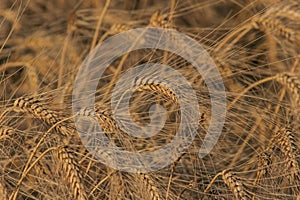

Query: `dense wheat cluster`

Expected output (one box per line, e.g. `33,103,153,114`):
0,0,300,199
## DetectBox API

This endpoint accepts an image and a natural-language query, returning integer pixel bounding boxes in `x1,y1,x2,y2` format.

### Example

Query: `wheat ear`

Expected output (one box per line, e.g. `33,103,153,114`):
204,169,249,199
266,127,299,178
78,106,121,134
132,76,178,103
109,24,130,34
13,97,69,135
222,170,248,200
275,73,300,106
0,126,15,140
252,16,296,42
141,174,162,200
57,146,87,200
255,152,272,184
109,171,125,200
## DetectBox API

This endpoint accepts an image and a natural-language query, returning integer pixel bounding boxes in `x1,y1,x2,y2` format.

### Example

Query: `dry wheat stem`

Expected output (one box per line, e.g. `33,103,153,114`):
176,181,195,200
229,118,261,168
58,34,71,89
90,0,111,51
214,24,252,53
9,146,57,200
88,172,114,197
103,27,149,102
228,75,279,110
166,153,184,200
0,108,13,123
148,10,173,65
9,116,74,200
204,171,222,193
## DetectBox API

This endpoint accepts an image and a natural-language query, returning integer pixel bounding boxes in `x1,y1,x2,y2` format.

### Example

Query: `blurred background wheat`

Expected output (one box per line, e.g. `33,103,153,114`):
0,0,300,199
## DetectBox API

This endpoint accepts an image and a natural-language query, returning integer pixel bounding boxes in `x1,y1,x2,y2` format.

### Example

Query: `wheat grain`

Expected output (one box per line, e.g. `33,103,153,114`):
264,2,300,21
78,106,135,153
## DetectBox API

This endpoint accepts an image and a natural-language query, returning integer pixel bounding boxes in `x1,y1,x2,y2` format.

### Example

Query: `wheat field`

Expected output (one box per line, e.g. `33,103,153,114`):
0,0,300,199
